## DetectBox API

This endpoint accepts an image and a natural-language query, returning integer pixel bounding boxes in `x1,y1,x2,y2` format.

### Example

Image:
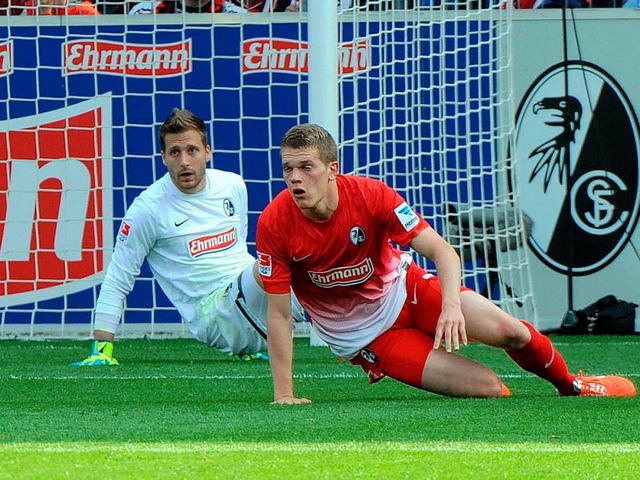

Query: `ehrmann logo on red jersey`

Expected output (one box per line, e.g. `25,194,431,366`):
308,258,374,288
242,38,370,75
189,227,237,258
0,41,13,77
0,96,114,307
63,40,192,77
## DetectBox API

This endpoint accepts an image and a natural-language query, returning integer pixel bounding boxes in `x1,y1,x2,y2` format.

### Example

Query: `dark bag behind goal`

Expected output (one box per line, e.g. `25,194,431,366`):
560,295,638,335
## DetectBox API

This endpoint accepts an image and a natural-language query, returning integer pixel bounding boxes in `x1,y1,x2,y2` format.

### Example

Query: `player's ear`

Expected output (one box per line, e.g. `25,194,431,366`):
328,161,339,180
161,152,167,167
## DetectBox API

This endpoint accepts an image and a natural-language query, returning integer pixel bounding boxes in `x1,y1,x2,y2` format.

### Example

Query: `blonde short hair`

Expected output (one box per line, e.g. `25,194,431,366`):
280,123,338,166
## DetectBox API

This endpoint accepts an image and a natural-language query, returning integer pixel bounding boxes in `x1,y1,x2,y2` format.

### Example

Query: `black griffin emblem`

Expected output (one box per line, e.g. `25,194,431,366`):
514,61,640,275
529,96,582,192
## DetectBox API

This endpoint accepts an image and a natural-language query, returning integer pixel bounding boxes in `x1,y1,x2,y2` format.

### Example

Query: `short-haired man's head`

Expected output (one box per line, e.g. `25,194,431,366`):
280,124,338,166
159,108,208,151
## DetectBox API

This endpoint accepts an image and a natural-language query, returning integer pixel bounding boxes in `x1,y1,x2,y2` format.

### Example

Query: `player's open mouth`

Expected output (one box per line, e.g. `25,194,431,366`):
292,188,305,197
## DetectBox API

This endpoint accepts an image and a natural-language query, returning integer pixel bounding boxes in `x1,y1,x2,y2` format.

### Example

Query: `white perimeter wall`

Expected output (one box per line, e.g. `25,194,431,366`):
511,9,640,331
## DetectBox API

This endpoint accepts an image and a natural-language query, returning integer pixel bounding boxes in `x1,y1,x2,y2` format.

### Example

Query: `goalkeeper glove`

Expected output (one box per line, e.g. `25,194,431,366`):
70,340,119,366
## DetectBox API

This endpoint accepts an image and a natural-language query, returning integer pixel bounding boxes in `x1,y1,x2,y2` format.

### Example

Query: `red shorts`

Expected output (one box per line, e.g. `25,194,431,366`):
350,262,471,388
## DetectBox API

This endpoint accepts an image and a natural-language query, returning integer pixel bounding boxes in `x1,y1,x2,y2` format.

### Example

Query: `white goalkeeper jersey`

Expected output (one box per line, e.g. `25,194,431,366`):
95,169,255,337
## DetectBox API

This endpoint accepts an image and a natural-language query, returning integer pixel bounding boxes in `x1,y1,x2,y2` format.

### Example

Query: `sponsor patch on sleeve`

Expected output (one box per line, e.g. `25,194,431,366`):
257,251,272,277
117,221,131,244
394,202,419,232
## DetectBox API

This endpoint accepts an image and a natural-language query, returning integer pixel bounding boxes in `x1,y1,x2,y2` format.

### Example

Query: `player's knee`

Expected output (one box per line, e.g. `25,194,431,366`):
488,377,510,397
448,371,505,398
494,318,530,350
250,261,264,289
475,373,508,398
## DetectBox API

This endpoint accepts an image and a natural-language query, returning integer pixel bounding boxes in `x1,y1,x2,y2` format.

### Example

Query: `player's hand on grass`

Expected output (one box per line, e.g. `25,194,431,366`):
271,394,312,405
70,340,119,366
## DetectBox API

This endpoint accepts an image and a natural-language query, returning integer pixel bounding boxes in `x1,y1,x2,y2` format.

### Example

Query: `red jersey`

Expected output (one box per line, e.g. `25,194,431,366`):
256,174,429,357
21,0,100,14
128,0,225,13
241,0,297,11
67,0,100,14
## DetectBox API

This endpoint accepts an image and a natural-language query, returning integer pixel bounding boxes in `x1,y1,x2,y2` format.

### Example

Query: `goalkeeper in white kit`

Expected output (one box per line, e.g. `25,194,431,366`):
72,108,304,366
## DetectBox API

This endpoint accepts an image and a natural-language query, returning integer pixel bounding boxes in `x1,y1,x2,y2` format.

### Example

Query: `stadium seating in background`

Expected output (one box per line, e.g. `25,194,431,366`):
515,0,628,6
0,0,100,14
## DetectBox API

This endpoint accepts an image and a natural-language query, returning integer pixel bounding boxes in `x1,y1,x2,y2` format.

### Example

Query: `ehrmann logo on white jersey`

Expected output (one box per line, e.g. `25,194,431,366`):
189,227,237,258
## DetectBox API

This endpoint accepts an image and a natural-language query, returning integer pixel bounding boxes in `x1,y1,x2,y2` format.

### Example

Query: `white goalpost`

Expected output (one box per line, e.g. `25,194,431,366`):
312,1,536,324
0,2,536,340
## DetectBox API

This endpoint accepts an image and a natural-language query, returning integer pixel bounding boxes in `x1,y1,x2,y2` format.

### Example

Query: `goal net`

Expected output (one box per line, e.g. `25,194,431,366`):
334,2,535,323
0,3,535,339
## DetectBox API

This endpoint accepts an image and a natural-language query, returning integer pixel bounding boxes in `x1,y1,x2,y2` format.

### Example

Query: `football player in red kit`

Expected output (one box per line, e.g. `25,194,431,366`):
256,123,637,405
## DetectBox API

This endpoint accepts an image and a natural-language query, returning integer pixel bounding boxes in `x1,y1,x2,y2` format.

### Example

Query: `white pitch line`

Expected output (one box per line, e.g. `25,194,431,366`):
3,341,640,350
7,371,640,381
7,372,362,381
550,341,640,347
1,441,639,454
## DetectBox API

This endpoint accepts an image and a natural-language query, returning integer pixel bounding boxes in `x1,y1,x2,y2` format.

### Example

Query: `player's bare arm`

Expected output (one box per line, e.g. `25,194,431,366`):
266,292,312,405
409,226,468,352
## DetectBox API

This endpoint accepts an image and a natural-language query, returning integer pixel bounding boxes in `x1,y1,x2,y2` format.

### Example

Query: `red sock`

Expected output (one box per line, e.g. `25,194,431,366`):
506,321,577,395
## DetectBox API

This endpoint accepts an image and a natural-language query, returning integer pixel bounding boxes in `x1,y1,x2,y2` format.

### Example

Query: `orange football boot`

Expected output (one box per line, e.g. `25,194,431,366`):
574,370,637,397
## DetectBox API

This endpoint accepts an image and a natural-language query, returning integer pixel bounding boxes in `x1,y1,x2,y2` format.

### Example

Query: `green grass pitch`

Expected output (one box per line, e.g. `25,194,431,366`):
1,335,639,479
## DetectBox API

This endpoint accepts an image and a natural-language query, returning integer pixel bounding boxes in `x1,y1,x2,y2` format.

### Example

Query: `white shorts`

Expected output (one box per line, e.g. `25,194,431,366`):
194,263,305,356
